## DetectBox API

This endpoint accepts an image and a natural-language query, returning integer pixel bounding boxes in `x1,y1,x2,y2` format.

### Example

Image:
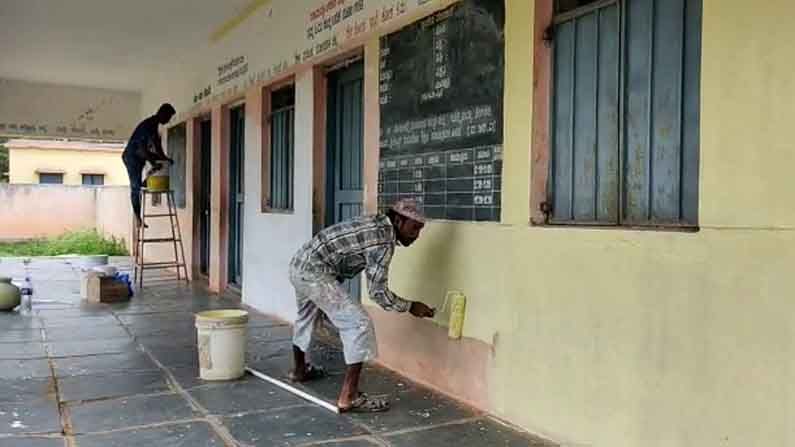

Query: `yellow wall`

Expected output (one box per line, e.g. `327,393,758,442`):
9,148,129,186
128,0,795,444
380,0,795,446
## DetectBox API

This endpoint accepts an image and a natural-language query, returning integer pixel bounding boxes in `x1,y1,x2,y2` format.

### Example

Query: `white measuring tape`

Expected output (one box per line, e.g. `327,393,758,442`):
245,367,340,414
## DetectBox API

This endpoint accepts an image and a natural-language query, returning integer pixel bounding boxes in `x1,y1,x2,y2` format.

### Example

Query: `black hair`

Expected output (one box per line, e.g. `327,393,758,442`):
157,103,176,117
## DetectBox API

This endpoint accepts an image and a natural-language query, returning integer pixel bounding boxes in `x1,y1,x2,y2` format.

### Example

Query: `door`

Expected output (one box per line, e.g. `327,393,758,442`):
326,61,365,299
228,105,245,286
199,120,212,276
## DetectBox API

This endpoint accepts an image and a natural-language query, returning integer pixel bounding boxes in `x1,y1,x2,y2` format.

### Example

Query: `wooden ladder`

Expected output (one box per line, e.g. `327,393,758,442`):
133,189,189,289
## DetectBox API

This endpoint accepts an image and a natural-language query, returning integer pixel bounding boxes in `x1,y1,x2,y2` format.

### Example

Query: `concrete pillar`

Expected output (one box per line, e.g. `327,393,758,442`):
181,118,196,279
363,39,381,214
242,87,263,298
209,105,228,293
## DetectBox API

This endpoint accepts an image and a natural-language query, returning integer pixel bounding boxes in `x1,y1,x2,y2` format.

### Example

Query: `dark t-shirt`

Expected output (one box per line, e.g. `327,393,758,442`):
123,115,159,160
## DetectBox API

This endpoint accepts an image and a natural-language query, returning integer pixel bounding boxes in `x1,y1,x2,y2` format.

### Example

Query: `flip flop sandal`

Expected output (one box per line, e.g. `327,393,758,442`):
287,364,327,383
339,393,390,413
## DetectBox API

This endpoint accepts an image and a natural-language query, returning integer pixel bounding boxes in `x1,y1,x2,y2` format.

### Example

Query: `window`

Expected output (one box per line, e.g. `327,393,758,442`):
82,174,104,186
39,173,63,184
556,0,602,14
534,0,702,227
264,84,295,211
167,123,187,208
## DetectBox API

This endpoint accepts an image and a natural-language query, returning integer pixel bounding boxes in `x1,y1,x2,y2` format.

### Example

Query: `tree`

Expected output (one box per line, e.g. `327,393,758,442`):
0,138,8,183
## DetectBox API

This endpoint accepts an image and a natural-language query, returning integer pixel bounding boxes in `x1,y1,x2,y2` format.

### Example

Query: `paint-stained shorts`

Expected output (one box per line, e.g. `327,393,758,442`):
289,267,377,365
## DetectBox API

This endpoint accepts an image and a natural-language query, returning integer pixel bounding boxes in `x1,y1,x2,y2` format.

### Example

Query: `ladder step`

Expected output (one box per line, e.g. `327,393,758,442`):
136,262,185,270
140,238,181,243
137,266,184,270
137,261,183,266
143,213,177,218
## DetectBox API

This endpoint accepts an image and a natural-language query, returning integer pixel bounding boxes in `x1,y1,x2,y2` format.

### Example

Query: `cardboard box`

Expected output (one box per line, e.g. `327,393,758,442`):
83,273,130,303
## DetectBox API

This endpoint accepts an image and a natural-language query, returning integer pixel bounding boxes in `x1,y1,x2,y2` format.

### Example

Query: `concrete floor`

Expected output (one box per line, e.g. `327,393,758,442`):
0,258,554,446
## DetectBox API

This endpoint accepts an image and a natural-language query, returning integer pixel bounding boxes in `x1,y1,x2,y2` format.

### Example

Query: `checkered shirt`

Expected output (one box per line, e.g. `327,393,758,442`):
290,214,411,312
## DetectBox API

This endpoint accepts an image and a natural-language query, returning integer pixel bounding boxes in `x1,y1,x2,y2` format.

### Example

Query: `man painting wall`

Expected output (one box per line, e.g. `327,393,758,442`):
122,103,176,227
288,199,436,413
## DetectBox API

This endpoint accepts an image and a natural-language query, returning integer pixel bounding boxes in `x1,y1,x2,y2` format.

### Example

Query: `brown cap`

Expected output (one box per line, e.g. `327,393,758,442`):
391,198,425,224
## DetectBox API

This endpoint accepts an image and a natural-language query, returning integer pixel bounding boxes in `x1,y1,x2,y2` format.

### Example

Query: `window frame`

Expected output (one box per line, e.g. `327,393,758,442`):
261,77,297,214
38,172,64,184
530,0,700,231
554,0,615,18
81,173,105,186
167,122,188,208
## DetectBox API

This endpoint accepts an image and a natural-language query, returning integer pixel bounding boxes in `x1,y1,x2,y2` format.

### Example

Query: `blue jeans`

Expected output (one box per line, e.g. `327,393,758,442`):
122,154,144,222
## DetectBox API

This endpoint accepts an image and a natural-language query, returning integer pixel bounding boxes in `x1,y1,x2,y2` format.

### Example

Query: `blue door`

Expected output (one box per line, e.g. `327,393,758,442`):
326,61,364,300
199,119,212,276
229,105,245,286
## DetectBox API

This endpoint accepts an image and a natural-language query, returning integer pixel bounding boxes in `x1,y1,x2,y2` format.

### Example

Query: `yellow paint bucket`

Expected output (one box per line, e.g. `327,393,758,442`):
146,175,169,192
445,291,467,340
195,310,249,380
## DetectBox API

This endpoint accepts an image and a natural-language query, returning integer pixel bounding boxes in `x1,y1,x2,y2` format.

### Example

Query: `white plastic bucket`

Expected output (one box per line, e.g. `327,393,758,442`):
78,255,109,270
195,310,249,380
91,266,117,277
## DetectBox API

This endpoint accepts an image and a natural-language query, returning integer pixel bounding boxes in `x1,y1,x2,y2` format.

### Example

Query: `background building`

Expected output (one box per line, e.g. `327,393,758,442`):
6,139,127,186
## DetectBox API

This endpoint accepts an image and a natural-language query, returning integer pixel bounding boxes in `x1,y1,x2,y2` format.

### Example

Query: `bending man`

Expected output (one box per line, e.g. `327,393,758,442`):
289,199,435,413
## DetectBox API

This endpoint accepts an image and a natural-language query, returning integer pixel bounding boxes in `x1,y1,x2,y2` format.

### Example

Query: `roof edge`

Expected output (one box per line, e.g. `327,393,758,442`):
5,138,125,152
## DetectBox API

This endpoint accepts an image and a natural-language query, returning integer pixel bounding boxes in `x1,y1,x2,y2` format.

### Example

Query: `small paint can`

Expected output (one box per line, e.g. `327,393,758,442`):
445,291,467,340
146,175,170,192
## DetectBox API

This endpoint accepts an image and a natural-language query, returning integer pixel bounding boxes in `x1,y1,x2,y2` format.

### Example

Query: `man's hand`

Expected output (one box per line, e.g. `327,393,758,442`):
409,301,435,318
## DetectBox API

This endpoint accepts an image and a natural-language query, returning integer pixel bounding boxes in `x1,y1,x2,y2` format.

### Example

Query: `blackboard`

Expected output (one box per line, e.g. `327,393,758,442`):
377,0,505,221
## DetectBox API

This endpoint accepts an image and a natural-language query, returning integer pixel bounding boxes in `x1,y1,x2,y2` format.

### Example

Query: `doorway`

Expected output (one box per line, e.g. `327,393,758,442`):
326,61,365,299
199,119,212,277
228,105,245,287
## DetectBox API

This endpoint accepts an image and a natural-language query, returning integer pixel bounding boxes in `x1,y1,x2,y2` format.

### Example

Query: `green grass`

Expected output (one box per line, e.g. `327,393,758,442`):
0,230,129,257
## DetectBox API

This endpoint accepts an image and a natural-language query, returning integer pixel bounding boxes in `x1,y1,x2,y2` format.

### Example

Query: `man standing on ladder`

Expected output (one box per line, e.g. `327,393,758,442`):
288,199,436,413
122,103,176,228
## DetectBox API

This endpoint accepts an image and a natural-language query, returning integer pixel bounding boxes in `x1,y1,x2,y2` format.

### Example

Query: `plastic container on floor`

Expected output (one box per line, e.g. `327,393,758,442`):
0,277,21,311
78,255,109,270
195,310,249,381
19,277,33,314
